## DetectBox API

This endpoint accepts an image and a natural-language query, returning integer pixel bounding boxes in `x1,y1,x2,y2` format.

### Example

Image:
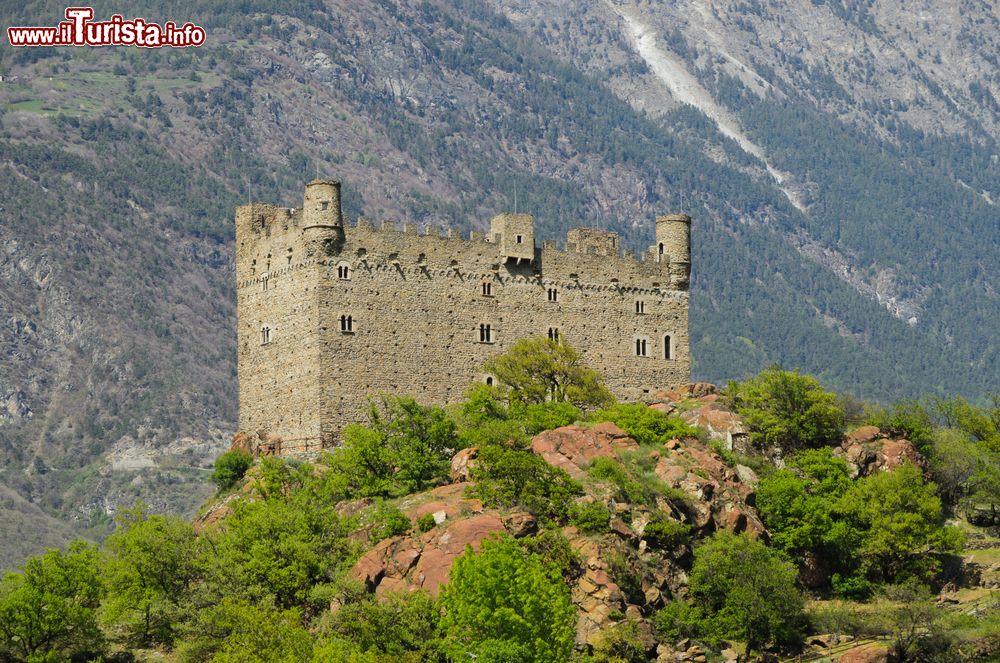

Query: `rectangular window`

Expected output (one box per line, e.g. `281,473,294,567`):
635,338,648,357
340,315,354,333
479,323,493,343
321,201,329,210
261,275,269,291
337,264,351,280
482,282,492,296
635,300,645,314
547,327,560,342
260,326,271,345
547,288,558,302
664,335,672,360
515,234,524,244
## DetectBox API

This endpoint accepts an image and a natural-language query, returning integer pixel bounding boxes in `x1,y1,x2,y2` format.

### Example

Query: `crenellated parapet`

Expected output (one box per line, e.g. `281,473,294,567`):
235,180,693,455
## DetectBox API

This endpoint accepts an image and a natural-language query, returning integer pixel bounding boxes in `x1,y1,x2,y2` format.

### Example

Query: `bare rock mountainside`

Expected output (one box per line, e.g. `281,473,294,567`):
0,0,997,566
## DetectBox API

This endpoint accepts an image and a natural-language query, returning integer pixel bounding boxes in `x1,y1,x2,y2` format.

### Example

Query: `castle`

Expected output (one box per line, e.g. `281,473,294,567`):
236,180,691,454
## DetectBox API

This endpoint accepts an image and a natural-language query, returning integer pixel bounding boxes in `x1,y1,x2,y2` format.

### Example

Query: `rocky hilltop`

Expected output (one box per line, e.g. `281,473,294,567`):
1,0,997,568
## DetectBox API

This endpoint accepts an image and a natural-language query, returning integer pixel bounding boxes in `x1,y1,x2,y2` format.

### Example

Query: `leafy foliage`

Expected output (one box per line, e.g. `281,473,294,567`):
211,450,254,491
0,541,106,662
728,367,846,453
678,532,805,653
483,337,614,409
440,536,575,663
591,403,697,446
323,396,458,499
468,446,581,522
101,504,201,646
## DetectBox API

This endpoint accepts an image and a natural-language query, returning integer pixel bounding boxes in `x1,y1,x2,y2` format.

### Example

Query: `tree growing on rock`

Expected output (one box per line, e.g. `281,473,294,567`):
484,337,614,409
727,367,845,454
441,535,575,663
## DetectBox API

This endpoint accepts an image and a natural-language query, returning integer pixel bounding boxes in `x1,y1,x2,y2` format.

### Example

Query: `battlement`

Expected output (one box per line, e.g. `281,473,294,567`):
236,181,692,454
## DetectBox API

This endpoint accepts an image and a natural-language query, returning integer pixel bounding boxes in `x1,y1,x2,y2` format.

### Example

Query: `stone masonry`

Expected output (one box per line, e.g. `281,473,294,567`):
236,180,692,454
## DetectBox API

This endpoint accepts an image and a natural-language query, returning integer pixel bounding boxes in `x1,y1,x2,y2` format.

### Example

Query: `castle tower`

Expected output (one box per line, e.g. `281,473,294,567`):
656,214,691,289
489,212,535,263
303,179,342,228
302,179,345,258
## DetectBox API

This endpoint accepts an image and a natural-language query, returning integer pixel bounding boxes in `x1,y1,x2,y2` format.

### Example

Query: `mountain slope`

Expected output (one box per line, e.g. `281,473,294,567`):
0,0,996,567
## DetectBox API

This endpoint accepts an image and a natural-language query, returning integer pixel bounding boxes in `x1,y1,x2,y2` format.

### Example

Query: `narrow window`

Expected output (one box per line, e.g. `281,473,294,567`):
547,287,558,302
659,242,664,256
482,281,492,296
547,327,560,342
479,323,493,343
321,201,329,210
664,334,672,360
635,338,648,357
340,315,354,333
515,234,524,244
485,376,495,386
261,275,269,291
635,300,645,314
337,263,351,280
260,325,271,345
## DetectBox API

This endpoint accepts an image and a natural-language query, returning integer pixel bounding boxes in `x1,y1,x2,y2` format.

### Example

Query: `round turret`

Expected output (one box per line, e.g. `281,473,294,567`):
303,179,342,228
656,214,691,289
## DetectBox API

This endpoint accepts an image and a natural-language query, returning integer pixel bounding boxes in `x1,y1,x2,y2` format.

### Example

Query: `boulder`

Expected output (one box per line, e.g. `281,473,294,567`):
837,432,927,478
531,423,639,478
839,643,894,663
450,447,477,482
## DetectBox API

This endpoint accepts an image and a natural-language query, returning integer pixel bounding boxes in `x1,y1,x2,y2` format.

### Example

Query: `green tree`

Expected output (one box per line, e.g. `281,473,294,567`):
211,450,255,491
756,448,852,559
686,531,805,654
484,337,613,409
321,590,444,661
727,367,846,453
835,464,964,584
179,599,313,663
468,445,582,521
204,497,357,610
440,536,575,663
101,504,202,647
324,396,457,498
0,541,105,662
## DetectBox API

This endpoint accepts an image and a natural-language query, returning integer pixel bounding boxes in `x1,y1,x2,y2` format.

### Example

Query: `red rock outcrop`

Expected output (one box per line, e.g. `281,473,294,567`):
836,427,927,478
531,423,640,478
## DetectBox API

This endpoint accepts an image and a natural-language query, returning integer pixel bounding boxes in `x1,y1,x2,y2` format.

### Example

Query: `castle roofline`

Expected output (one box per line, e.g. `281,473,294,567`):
306,178,340,186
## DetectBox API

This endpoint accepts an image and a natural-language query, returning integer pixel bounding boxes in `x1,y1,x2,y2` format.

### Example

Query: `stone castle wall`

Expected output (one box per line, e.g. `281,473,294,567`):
236,182,692,453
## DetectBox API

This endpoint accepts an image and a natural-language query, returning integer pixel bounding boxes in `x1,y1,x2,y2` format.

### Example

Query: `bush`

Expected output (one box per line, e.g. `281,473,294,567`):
324,396,457,498
468,446,581,522
641,516,690,550
367,502,411,544
727,367,846,453
417,513,437,533
441,536,575,663
571,501,611,534
591,621,648,662
212,450,254,491
590,403,697,446
523,401,581,434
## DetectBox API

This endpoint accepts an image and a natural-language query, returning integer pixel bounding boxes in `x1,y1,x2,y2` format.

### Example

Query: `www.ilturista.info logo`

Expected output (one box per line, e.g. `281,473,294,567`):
7,7,206,48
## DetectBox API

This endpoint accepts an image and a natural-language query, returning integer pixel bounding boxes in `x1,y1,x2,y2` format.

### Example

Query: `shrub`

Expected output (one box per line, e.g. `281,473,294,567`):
727,367,845,453
641,516,690,550
417,513,437,533
590,403,697,446
212,449,254,491
367,502,411,544
441,536,575,663
686,531,806,653
523,401,581,434
591,621,648,662
571,501,611,534
468,446,581,522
